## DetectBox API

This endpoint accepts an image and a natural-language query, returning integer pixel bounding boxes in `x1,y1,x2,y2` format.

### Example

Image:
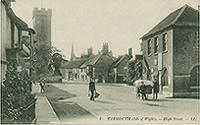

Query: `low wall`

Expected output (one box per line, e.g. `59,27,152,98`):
173,75,199,98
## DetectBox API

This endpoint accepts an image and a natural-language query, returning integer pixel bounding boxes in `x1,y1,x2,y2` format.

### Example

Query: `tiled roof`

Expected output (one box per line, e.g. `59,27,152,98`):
80,54,102,68
111,54,130,68
141,5,198,39
80,54,116,68
64,59,87,69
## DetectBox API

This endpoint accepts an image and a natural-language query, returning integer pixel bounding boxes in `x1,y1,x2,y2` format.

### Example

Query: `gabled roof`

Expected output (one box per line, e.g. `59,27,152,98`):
64,58,87,69
7,8,28,29
80,54,102,68
80,54,116,68
2,0,15,7
141,5,198,39
111,54,131,68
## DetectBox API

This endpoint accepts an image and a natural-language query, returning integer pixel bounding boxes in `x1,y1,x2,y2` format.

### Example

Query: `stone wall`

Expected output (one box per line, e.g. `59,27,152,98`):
173,26,198,97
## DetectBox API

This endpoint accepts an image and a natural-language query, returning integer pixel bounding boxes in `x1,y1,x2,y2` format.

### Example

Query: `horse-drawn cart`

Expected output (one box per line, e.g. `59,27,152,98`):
133,80,154,99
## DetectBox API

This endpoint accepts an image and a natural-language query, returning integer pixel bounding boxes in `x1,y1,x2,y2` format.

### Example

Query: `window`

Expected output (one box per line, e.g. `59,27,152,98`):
11,22,15,48
162,33,167,51
154,37,158,53
147,39,151,55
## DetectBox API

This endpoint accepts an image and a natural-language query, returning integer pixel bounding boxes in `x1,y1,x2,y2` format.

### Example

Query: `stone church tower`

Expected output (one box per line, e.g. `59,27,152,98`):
32,8,52,75
32,8,52,46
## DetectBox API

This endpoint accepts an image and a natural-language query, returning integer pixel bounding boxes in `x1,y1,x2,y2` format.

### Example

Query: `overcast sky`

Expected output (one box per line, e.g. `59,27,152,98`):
11,0,198,60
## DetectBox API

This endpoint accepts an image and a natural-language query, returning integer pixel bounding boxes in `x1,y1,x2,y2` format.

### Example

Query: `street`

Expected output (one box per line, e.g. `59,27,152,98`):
45,82,200,123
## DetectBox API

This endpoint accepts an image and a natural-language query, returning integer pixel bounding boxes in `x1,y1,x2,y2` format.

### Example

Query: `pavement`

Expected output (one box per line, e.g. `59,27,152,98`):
31,82,200,124
31,83,60,124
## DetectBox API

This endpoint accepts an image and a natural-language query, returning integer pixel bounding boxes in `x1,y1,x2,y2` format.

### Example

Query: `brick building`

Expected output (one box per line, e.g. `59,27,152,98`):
141,5,199,97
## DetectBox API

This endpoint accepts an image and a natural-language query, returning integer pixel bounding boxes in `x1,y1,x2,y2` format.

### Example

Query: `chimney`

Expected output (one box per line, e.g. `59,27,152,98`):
128,48,132,57
87,47,93,56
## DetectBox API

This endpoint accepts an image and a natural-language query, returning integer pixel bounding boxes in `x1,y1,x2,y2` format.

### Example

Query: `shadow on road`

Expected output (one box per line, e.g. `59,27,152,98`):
43,85,96,121
147,98,172,102
94,100,114,104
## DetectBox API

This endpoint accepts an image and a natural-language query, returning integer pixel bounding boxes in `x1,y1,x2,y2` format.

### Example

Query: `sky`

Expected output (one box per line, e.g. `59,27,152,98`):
11,0,199,60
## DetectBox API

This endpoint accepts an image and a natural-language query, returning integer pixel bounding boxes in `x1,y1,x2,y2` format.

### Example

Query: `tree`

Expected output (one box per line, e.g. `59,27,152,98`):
32,44,52,75
126,60,136,83
51,53,62,75
2,61,35,123
126,59,143,83
32,44,63,77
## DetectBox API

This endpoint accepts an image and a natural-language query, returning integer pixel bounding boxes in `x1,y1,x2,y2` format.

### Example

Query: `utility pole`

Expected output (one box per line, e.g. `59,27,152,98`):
197,5,200,99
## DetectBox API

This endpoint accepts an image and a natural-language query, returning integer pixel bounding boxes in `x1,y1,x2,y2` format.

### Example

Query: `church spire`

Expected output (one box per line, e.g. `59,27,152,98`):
70,43,76,61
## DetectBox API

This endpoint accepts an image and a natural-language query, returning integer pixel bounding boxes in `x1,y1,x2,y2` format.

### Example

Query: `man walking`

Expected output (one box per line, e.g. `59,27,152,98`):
39,78,45,93
140,82,147,100
153,77,159,100
89,78,96,101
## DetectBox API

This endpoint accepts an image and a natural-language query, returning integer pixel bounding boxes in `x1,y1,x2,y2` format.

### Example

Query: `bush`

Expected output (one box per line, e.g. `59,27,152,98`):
1,62,35,123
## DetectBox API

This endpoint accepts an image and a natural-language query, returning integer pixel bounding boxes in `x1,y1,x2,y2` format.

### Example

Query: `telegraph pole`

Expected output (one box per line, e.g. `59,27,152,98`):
197,5,200,99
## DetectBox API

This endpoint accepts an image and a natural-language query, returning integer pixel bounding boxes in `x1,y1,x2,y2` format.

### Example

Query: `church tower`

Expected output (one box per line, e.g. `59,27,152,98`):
32,8,52,46
101,43,109,54
32,8,52,74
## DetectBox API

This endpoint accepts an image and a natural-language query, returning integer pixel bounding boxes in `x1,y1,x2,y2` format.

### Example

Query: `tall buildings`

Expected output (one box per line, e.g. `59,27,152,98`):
32,8,52,46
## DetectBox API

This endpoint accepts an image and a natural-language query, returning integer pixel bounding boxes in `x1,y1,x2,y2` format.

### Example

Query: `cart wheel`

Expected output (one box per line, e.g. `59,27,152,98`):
146,95,148,100
136,93,140,99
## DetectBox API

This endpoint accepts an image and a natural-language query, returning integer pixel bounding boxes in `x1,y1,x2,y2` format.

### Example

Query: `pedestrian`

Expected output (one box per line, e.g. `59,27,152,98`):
88,78,96,101
39,78,45,93
153,77,159,100
140,82,147,100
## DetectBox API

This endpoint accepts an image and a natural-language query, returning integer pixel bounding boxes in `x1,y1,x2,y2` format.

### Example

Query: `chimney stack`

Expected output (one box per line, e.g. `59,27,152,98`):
128,48,132,57
87,47,93,56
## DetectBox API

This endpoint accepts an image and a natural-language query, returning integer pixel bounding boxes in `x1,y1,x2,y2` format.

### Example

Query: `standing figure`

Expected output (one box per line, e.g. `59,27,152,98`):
153,77,159,100
140,82,147,100
89,78,96,101
39,78,45,93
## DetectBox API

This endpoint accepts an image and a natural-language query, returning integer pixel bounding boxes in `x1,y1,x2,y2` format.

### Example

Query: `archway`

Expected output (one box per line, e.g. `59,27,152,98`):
161,68,168,86
190,65,200,88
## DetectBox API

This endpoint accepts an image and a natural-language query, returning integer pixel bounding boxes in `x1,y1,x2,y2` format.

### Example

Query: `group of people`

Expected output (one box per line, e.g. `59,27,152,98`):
88,77,160,102
137,77,159,100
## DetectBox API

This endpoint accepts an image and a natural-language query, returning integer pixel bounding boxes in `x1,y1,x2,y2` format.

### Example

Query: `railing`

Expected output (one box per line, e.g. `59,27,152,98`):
1,98,37,124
